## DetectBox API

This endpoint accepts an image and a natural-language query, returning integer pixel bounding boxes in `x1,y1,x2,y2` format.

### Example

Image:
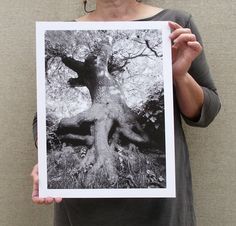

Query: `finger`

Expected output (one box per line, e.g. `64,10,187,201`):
31,165,39,185
30,164,52,205
32,185,45,205
32,190,50,205
173,33,196,44
32,180,39,195
32,182,40,202
32,172,39,186
30,164,38,176
31,168,41,204
32,196,45,205
169,28,192,40
45,197,54,205
168,21,182,31
187,41,202,53
54,197,63,203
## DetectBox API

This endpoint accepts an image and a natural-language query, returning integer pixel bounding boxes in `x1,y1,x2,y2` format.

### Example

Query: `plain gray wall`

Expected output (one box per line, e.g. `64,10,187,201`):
0,0,235,225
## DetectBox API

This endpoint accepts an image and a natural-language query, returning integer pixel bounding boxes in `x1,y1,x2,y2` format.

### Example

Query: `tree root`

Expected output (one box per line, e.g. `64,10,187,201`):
56,102,153,188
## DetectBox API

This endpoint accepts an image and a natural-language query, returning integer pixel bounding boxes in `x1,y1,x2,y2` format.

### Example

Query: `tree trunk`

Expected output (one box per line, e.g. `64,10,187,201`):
57,43,152,188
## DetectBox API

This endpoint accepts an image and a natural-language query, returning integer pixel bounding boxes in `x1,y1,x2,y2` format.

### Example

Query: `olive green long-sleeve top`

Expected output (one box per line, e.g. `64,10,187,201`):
33,9,221,226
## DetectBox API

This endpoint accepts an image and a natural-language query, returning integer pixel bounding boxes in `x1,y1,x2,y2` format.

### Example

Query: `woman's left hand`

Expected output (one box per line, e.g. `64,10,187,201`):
169,21,202,81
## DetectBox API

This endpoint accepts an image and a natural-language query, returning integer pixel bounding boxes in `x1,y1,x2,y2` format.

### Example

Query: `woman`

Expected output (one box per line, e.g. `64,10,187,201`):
31,0,221,225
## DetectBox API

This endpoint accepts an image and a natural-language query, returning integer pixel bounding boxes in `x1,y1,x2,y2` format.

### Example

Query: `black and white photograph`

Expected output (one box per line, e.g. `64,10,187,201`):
36,21,175,198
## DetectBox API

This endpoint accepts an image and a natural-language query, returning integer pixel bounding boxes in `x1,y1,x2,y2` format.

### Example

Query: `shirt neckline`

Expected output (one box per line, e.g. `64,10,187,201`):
134,9,168,21
74,9,168,22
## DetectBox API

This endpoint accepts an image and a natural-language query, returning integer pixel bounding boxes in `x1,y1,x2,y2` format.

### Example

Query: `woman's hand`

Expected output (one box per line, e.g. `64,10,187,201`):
31,164,62,205
169,21,202,82
168,21,204,120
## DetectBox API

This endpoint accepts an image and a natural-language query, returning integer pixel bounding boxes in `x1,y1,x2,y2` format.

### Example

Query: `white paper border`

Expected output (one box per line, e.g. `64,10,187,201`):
36,21,175,198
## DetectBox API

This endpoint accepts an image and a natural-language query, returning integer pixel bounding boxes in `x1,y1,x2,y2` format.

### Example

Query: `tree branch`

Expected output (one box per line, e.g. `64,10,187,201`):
145,40,159,57
61,57,85,74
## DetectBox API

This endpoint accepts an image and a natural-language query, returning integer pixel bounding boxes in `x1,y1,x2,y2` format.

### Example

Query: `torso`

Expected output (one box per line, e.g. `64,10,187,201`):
56,9,200,226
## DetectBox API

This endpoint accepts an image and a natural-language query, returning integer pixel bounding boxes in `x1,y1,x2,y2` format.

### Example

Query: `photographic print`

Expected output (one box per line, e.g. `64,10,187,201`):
36,21,175,198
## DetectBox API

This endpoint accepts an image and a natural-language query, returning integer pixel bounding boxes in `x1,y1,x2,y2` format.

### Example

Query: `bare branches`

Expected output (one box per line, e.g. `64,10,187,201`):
108,45,156,74
145,40,159,57
132,37,163,58
45,29,163,80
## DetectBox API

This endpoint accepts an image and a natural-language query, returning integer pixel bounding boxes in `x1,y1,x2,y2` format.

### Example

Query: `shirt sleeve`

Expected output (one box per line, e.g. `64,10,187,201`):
181,15,221,127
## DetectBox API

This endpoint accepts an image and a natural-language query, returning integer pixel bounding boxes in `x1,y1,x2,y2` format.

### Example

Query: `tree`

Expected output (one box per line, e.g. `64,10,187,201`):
45,29,165,188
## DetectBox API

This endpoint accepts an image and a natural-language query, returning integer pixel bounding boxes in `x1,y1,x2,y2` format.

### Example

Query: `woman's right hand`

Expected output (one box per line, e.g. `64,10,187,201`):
31,164,62,205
